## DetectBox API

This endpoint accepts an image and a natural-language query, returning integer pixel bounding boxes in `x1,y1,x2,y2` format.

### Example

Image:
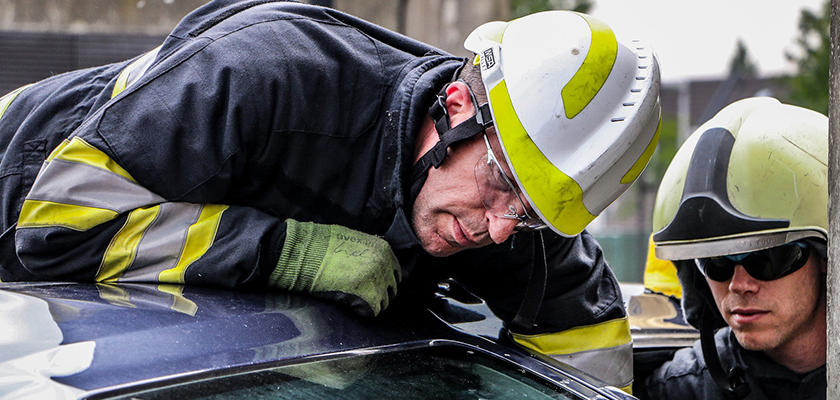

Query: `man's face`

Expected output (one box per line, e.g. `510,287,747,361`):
706,249,826,354
411,130,519,257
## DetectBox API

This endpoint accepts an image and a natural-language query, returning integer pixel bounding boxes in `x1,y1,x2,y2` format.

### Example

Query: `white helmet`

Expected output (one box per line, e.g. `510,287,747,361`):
464,11,661,237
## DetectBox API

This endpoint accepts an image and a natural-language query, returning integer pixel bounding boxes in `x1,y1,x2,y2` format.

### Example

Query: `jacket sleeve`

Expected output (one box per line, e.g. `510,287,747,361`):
13,33,296,287
14,9,396,287
15,134,283,287
450,230,633,390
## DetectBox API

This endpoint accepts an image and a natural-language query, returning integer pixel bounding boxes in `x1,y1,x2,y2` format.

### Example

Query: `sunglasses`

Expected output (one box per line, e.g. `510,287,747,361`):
695,242,811,282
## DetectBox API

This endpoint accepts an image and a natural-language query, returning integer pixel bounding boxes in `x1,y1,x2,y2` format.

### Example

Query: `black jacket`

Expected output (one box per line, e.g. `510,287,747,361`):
0,0,624,336
641,327,826,400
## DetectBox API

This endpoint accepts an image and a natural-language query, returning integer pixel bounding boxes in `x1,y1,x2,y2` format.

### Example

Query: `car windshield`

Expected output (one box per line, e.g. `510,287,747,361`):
106,345,584,400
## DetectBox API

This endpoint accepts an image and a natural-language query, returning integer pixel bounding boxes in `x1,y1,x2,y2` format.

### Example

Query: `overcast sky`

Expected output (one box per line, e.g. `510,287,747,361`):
589,0,826,83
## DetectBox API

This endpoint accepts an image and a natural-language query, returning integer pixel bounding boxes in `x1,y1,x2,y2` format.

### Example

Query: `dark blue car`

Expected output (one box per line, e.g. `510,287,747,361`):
0,281,659,400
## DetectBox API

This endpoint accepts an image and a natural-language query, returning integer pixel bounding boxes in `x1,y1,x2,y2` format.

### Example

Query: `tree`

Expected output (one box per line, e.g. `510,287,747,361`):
510,0,592,18
728,39,757,78
785,0,829,114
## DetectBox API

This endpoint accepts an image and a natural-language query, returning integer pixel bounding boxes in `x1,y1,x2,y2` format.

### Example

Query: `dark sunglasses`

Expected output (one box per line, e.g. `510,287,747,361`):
695,242,811,282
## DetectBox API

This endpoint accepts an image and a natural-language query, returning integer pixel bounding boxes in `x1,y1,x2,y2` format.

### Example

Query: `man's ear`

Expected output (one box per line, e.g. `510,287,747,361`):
444,82,476,126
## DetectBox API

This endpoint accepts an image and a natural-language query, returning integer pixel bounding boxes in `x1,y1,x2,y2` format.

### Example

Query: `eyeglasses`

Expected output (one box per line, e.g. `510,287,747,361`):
695,242,811,282
474,133,546,232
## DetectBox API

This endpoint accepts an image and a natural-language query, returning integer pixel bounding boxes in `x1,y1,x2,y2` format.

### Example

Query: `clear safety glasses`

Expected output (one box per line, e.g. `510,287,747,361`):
695,241,811,282
474,133,546,232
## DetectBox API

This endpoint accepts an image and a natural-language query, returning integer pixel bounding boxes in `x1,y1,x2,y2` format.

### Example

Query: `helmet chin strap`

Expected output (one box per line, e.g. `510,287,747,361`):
409,74,493,203
699,309,751,399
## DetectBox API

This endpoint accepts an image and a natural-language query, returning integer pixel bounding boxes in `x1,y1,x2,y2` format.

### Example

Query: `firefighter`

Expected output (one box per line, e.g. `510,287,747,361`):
0,1,661,390
640,97,827,399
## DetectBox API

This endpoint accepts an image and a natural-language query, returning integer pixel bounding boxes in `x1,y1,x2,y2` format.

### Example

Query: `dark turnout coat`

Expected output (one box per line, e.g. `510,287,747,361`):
0,3,629,385
641,327,826,400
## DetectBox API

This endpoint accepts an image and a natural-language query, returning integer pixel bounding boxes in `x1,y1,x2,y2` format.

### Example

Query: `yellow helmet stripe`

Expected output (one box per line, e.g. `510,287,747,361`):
621,116,661,184
561,14,617,119
490,80,595,235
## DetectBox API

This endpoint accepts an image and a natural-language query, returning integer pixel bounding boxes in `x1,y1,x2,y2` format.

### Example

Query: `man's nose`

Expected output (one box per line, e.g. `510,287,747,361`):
729,264,760,293
486,211,518,244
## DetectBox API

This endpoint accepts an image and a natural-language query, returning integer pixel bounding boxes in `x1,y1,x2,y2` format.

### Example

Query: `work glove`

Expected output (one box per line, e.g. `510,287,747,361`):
268,219,402,317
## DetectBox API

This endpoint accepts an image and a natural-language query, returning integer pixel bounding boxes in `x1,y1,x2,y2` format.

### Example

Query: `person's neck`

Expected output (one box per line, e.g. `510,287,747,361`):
764,300,826,373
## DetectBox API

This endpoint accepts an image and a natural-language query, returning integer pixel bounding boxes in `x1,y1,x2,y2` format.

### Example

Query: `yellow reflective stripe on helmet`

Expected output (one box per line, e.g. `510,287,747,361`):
158,204,227,284
18,200,119,230
621,116,661,184
510,316,631,355
0,84,32,121
490,81,595,235
97,206,161,282
561,14,617,119
50,137,136,182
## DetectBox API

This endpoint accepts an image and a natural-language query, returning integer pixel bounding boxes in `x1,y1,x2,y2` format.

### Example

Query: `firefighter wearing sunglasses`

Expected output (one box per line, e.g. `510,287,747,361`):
639,97,827,400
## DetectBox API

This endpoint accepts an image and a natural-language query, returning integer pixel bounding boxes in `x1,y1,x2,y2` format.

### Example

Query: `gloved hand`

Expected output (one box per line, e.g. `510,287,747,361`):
268,219,402,317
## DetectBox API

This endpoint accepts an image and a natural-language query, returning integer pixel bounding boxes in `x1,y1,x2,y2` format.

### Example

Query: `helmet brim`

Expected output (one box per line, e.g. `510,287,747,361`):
654,228,827,260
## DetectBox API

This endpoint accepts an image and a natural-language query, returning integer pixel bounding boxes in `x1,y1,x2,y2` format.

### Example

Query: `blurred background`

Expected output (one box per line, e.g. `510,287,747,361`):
0,0,829,283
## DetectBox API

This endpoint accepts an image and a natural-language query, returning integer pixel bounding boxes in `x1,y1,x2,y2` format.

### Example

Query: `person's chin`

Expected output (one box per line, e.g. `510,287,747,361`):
731,328,776,352
415,229,466,257
421,238,463,257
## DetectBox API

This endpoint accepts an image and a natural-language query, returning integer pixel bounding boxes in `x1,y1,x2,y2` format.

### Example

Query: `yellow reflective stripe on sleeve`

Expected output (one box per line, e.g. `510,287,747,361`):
620,383,633,395
111,46,160,98
158,204,228,284
510,316,631,355
112,66,132,99
97,206,161,282
18,200,119,230
52,137,136,182
561,14,617,119
45,139,71,163
490,80,595,235
0,84,33,121
621,117,661,184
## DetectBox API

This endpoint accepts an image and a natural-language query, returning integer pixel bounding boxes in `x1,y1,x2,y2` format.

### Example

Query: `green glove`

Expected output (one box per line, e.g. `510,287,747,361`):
268,219,402,317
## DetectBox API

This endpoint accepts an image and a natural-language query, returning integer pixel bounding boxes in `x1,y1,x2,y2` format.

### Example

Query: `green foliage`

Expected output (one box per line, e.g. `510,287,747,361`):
510,0,592,18
642,115,679,188
785,0,829,114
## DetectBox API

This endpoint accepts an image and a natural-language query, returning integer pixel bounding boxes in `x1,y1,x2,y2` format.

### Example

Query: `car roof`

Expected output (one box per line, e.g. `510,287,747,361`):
0,282,632,400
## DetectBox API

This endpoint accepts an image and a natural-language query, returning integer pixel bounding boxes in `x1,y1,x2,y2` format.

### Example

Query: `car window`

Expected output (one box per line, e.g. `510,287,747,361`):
107,346,586,400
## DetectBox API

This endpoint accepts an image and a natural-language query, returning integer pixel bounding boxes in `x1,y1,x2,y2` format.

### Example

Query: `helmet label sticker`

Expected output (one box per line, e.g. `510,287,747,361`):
482,49,496,70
